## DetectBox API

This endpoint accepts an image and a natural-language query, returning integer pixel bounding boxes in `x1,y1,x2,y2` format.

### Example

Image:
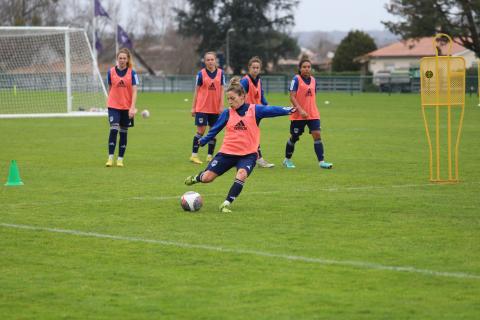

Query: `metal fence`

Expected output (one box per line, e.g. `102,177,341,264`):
134,74,479,95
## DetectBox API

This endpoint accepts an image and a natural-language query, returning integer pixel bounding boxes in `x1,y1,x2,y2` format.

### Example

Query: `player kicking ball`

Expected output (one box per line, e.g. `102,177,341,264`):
185,77,296,213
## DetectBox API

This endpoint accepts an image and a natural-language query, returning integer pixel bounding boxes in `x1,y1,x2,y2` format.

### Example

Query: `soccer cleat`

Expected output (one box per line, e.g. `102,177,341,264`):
184,175,197,186
219,202,232,213
282,158,296,169
256,158,275,168
105,159,113,167
319,161,333,169
116,159,124,167
190,156,203,164
206,154,213,162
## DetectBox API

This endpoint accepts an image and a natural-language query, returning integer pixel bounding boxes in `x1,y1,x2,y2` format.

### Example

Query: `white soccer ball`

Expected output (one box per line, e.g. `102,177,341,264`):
141,109,150,118
180,191,203,212
184,98,189,102
324,100,330,105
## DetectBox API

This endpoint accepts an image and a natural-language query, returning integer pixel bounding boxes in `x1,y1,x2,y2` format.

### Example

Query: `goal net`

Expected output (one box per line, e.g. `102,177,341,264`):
0,27,107,118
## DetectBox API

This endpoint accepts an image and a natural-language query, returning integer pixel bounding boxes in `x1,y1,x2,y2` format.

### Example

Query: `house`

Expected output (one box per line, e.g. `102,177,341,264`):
358,37,477,76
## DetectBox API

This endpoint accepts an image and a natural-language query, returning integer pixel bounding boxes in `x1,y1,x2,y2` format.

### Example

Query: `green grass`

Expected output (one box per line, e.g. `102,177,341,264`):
1,92,479,319
0,89,105,114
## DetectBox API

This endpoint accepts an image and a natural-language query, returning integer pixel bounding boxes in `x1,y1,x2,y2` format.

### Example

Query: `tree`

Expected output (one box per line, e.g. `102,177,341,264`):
383,0,480,58
332,30,377,72
175,0,300,73
0,0,59,26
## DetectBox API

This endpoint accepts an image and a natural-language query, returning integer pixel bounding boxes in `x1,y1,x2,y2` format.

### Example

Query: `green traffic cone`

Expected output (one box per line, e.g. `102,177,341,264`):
5,160,24,186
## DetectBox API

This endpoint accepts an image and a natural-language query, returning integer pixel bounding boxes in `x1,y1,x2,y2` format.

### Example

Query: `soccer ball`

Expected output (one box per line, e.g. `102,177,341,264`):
324,100,330,105
141,109,150,118
180,191,203,212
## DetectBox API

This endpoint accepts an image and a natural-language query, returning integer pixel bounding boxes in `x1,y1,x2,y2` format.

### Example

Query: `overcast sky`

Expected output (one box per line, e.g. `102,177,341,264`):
293,0,394,32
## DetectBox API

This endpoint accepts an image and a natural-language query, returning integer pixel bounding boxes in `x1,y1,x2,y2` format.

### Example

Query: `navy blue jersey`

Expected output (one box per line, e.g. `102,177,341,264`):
289,75,317,92
196,68,226,86
240,75,268,105
199,104,293,146
107,67,138,86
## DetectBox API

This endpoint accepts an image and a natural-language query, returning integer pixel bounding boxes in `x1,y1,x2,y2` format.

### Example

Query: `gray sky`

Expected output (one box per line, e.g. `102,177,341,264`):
294,0,393,32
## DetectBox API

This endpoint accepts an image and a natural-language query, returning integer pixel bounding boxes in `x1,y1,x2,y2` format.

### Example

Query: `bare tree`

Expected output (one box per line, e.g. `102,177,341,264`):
0,0,59,26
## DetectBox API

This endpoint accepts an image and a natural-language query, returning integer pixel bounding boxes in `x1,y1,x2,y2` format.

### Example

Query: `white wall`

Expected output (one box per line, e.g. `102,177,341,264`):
369,52,478,75
456,50,477,68
368,57,420,74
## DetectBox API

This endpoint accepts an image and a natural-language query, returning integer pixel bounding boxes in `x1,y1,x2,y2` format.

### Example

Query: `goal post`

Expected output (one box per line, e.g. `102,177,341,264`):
0,26,107,118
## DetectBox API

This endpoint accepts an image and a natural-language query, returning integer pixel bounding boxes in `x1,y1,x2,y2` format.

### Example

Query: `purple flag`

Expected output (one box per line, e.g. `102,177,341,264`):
94,0,110,18
117,25,133,49
95,31,103,52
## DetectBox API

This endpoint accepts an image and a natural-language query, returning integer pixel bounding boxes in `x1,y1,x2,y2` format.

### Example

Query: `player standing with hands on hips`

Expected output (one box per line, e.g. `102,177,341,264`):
283,57,333,169
190,52,225,165
185,77,296,213
105,48,138,167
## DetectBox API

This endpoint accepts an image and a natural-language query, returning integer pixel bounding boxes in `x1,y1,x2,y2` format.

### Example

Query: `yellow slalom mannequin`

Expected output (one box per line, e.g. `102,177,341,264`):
420,33,466,183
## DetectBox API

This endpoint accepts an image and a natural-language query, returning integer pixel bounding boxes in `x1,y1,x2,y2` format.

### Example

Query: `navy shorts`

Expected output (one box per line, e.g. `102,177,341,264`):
206,152,257,177
290,119,320,136
195,112,219,127
108,108,134,127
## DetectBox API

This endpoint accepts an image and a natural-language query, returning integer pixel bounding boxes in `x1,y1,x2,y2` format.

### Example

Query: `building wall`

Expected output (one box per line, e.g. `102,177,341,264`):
368,57,420,74
457,50,477,68
368,51,478,75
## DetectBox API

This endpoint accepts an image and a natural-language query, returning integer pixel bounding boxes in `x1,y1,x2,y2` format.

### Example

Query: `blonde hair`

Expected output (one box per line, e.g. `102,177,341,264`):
204,51,217,59
248,56,262,68
226,76,245,96
117,48,133,69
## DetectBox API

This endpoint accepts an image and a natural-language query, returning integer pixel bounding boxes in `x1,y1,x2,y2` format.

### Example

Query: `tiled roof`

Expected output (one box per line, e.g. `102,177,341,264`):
367,37,468,57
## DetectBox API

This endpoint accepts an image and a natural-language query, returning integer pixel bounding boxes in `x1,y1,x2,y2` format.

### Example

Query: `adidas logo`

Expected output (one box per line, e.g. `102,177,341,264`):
118,80,126,87
233,120,247,131
305,88,312,97
208,83,216,90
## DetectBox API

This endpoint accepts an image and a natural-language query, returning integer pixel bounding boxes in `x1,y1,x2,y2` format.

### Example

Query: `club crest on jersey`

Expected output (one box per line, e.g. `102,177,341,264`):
234,120,247,131
208,83,216,90
118,80,126,88
305,88,312,97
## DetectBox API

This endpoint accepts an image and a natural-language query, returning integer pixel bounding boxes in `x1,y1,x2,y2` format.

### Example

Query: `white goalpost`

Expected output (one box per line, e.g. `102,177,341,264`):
0,26,107,118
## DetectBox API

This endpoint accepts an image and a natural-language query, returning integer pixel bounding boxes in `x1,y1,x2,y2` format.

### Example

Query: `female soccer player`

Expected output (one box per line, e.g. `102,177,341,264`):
185,77,296,213
240,56,274,168
105,48,139,167
283,57,333,169
190,52,225,165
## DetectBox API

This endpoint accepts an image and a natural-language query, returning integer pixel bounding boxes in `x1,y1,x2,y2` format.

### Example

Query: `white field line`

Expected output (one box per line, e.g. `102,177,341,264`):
1,222,479,280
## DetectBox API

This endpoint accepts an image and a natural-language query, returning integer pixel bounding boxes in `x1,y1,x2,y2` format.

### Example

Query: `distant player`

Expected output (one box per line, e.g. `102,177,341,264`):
105,48,139,167
283,57,333,169
190,52,225,165
185,77,296,213
240,56,274,168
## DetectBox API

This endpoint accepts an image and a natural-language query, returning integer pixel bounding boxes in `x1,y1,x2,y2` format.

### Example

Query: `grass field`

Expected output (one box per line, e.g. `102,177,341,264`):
1,92,480,319
0,89,106,114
